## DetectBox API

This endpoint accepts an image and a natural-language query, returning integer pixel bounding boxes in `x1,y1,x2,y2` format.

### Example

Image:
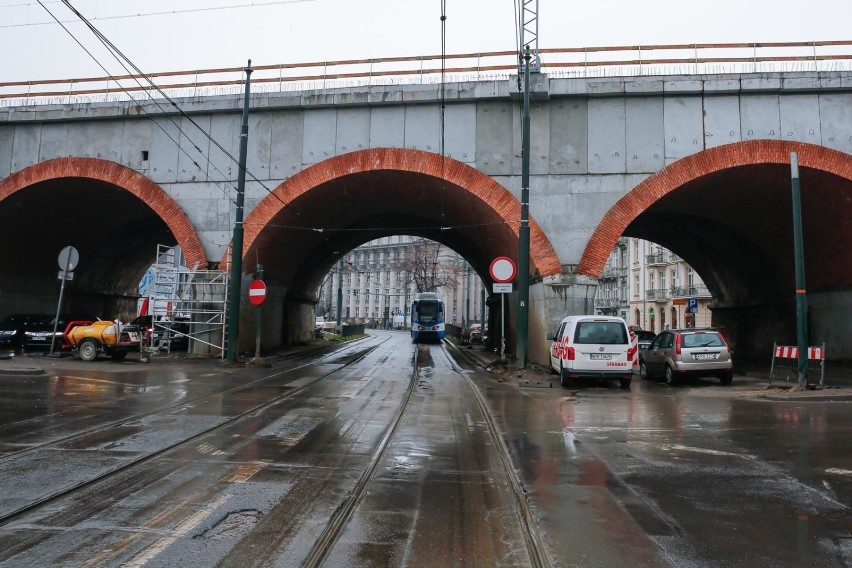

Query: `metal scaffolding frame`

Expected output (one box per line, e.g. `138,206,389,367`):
143,244,229,357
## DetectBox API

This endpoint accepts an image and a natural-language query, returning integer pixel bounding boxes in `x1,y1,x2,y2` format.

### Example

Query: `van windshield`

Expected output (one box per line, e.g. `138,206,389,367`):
573,321,628,345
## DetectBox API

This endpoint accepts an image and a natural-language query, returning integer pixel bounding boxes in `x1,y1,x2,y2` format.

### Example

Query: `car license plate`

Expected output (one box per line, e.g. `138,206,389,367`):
694,353,717,360
590,353,612,360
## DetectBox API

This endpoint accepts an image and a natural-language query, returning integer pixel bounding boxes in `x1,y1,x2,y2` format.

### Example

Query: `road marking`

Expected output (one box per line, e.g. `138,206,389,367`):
825,468,852,476
122,494,230,568
225,461,270,483
665,444,755,460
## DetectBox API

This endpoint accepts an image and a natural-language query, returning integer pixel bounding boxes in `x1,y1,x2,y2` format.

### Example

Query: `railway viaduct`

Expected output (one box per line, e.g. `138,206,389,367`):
1,68,851,365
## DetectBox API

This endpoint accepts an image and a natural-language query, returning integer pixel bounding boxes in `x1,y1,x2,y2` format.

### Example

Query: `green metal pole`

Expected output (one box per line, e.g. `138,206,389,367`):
517,46,532,369
790,152,810,388
336,258,343,330
226,60,252,363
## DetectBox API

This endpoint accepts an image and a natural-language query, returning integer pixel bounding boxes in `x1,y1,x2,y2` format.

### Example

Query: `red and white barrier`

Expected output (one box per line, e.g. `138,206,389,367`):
770,342,826,386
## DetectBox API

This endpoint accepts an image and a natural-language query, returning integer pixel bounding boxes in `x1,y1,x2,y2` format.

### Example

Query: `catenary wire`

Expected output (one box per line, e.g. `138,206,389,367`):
55,0,285,205
0,0,316,29
32,0,239,206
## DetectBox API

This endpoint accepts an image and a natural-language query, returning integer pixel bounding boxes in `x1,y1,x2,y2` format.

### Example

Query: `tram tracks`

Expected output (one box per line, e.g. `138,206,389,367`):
0,336,388,527
1,335,553,567
438,342,552,568
302,341,552,568
0,339,377,464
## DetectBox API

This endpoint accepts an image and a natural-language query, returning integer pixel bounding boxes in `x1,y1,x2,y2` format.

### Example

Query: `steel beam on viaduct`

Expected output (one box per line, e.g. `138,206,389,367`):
1,71,851,364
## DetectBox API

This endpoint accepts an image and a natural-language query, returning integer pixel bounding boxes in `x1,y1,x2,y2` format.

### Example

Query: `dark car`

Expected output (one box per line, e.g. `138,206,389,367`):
130,315,190,350
635,330,657,352
461,323,485,344
0,314,29,352
23,314,98,351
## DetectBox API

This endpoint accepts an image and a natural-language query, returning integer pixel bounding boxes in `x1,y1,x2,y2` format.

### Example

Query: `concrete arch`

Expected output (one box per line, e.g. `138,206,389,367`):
239,148,562,279
578,140,852,278
0,157,206,268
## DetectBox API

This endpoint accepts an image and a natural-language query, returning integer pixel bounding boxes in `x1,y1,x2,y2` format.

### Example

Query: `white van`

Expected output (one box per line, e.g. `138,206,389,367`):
547,315,636,389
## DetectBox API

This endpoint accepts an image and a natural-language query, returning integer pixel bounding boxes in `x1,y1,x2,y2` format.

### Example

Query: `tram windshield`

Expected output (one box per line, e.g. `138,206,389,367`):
416,301,441,323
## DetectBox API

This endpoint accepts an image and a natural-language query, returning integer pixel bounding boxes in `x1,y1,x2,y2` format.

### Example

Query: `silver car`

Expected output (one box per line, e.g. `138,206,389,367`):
639,329,733,385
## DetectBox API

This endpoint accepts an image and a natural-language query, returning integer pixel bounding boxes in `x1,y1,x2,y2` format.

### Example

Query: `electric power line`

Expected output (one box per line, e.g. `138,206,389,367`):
0,0,315,29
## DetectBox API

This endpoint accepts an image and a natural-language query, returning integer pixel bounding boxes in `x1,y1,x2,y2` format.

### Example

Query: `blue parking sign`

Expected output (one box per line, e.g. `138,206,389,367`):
688,298,698,310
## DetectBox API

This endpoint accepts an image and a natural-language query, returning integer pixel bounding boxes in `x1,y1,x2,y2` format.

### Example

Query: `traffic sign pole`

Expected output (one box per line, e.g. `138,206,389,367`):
254,266,264,359
50,245,79,356
489,257,517,364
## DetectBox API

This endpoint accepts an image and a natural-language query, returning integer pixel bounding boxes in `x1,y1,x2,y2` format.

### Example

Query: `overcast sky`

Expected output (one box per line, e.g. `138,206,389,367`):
0,0,849,82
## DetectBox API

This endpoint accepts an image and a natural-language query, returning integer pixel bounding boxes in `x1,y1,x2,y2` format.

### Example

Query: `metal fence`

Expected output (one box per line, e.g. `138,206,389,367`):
2,40,850,107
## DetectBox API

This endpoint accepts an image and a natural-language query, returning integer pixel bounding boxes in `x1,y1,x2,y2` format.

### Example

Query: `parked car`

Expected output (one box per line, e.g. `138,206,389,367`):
0,314,28,352
315,316,326,337
461,323,484,344
23,314,98,351
634,330,657,352
639,328,733,385
547,315,633,390
129,315,190,350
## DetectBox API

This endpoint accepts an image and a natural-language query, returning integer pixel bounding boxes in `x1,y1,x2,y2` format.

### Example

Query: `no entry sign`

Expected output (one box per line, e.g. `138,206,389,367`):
248,279,267,306
489,257,517,283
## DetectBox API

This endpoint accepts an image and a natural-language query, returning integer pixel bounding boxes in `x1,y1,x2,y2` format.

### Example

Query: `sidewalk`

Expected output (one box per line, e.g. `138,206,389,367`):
450,341,852,402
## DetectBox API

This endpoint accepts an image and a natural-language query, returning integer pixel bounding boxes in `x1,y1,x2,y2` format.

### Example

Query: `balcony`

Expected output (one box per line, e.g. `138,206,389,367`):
671,285,712,298
645,288,670,301
600,266,627,280
645,252,668,266
594,297,628,308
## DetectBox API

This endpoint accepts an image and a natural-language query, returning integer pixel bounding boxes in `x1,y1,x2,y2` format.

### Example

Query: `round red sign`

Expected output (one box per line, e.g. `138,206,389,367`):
489,257,517,283
248,279,267,306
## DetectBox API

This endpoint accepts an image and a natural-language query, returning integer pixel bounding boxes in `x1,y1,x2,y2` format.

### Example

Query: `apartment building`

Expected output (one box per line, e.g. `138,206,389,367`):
317,236,486,328
596,237,714,332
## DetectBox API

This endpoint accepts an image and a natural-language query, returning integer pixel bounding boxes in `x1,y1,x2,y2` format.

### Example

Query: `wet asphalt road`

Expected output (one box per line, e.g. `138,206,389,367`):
0,331,851,567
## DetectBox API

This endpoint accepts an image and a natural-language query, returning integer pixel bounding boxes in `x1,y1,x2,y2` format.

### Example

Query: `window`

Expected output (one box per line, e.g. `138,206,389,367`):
574,322,628,345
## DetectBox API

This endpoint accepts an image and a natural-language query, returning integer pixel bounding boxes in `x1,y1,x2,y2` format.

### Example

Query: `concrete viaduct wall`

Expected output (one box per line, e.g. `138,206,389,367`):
1,70,850,362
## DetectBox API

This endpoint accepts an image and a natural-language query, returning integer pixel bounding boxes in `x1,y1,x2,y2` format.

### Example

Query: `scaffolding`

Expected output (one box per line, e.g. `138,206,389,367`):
142,244,229,357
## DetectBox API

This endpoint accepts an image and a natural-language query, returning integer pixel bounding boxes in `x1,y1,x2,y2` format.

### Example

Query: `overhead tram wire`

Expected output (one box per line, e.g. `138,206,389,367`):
31,0,239,207
51,0,289,209
30,1,519,238
0,0,316,29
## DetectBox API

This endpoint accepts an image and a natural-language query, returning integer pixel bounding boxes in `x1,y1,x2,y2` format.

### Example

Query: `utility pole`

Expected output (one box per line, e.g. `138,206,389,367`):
516,46,532,369
790,152,809,388
226,60,252,363
336,258,343,330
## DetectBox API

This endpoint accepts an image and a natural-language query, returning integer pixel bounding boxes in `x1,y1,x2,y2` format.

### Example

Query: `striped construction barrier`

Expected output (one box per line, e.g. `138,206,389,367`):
769,342,826,386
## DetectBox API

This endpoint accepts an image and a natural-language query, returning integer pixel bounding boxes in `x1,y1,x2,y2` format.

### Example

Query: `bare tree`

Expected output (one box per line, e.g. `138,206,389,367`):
393,238,463,294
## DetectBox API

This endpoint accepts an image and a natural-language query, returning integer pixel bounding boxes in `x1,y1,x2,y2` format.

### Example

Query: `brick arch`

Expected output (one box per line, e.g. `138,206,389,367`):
0,157,207,268
241,147,562,278
578,140,852,277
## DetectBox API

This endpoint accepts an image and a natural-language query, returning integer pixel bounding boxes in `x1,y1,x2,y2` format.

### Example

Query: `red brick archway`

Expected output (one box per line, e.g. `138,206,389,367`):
578,140,852,277
239,148,562,278
0,157,207,268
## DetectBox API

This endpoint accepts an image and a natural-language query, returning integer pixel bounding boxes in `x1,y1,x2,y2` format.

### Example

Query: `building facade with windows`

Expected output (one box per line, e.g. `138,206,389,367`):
596,238,713,332
317,236,486,329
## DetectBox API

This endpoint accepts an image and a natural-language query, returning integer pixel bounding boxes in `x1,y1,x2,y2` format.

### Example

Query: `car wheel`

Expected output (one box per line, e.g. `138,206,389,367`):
559,360,569,388
620,378,631,390
720,371,733,385
111,350,128,361
639,361,653,380
664,365,676,386
78,339,99,362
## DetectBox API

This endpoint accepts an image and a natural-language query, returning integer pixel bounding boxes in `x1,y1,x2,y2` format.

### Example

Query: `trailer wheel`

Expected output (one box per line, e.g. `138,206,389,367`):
110,350,127,361
78,339,99,362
